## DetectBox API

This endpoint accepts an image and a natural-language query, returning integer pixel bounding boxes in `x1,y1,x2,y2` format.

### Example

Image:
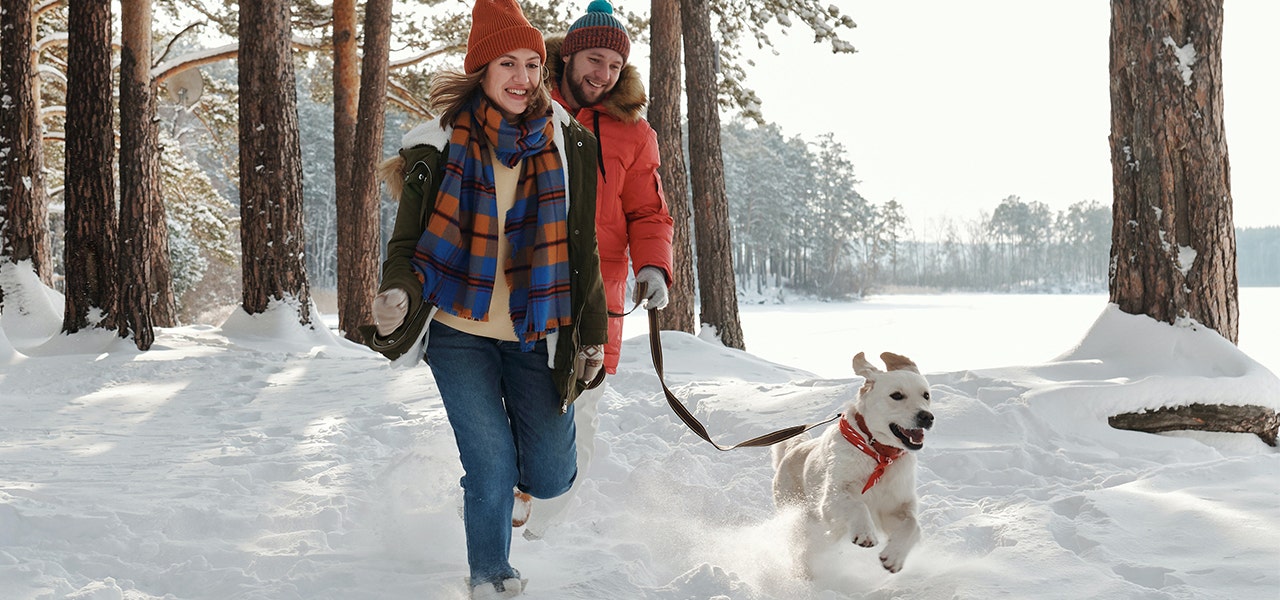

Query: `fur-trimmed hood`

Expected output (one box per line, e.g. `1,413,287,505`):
545,33,647,124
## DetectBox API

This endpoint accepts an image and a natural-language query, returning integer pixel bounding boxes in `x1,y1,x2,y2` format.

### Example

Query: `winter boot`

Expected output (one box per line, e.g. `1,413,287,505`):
470,576,526,599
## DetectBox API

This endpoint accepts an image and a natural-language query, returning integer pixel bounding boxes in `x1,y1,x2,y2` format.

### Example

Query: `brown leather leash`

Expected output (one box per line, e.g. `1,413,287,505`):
640,307,842,451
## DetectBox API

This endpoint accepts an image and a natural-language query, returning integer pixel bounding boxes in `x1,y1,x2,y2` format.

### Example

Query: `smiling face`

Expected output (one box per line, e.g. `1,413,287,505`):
852,352,935,451
560,48,625,110
481,48,544,121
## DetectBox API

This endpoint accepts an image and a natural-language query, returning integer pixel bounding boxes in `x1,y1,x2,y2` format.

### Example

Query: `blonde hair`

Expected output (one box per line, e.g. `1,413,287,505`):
429,64,552,128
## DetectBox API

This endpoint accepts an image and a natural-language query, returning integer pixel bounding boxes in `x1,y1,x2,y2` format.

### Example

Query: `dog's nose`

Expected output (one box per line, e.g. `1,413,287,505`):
917,410,934,430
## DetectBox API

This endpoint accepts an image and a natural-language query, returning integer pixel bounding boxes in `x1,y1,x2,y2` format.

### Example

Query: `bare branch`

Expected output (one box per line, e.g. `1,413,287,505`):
385,82,432,120
34,0,64,20
151,43,239,84
155,21,209,68
35,32,69,55
389,43,461,70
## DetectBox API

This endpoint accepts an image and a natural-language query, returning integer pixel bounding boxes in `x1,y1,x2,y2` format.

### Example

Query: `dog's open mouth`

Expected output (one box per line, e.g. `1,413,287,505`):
891,424,926,450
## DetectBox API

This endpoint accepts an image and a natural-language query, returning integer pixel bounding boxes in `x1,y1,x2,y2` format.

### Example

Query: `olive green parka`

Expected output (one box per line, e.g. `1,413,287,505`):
360,101,608,410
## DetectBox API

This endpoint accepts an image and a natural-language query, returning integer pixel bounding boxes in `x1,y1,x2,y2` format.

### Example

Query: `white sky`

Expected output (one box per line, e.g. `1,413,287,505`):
744,1,1280,231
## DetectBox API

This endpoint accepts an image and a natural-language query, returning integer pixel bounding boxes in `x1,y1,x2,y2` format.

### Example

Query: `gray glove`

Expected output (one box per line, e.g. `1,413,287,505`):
575,344,604,384
633,266,669,310
373,288,408,336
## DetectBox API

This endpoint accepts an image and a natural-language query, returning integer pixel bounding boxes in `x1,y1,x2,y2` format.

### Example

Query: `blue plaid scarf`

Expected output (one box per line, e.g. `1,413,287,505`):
411,96,572,350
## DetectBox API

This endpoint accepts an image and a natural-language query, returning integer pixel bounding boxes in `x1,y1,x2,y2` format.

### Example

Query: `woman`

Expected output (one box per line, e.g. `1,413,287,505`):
360,1,607,597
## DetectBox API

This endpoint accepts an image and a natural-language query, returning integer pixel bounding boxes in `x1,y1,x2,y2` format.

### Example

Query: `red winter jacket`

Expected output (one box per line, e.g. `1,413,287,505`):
548,35,674,373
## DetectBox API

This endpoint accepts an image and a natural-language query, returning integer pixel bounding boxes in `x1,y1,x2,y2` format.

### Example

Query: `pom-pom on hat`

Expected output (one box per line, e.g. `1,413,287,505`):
464,0,547,74
562,0,631,62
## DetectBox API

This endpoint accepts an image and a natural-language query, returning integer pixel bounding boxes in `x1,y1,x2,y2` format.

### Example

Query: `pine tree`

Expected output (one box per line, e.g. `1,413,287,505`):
682,0,743,349
648,0,696,333
336,0,392,343
1106,0,1274,445
62,0,119,334
238,0,312,323
0,0,54,307
119,0,176,350
1108,0,1236,340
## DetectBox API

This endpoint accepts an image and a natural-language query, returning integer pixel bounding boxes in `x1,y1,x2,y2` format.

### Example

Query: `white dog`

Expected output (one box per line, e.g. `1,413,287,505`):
771,352,934,574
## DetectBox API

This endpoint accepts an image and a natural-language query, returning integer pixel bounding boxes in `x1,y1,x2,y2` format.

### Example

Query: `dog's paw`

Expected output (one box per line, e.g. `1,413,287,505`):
850,531,878,548
879,548,907,573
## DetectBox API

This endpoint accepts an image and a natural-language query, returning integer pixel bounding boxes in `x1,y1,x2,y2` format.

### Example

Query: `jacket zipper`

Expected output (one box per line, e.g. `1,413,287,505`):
561,255,591,413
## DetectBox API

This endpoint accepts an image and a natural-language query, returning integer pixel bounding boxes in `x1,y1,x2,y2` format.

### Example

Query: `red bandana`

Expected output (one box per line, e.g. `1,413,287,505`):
839,413,905,494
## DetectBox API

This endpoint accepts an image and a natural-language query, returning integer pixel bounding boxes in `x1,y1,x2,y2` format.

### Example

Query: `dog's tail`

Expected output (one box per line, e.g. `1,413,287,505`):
771,434,808,471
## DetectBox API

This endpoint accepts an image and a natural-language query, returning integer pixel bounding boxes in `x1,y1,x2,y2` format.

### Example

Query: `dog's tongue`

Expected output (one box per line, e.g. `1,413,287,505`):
902,428,925,446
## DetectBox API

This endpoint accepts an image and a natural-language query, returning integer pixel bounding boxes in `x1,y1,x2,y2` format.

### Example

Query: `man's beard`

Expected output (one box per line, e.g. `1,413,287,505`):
566,58,608,107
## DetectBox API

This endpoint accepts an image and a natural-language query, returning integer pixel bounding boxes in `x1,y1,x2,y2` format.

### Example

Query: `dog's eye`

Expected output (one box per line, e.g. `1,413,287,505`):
890,392,905,401
924,392,930,400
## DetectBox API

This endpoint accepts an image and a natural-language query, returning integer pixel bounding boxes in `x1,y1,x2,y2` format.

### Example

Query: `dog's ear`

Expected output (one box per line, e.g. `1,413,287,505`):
881,352,920,373
852,352,881,378
853,352,880,395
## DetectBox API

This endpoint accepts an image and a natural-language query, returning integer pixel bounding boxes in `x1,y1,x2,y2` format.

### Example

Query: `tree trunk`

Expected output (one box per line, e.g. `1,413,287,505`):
333,0,359,196
62,0,118,334
1108,0,1237,342
1105,0,1270,441
681,0,743,349
337,0,391,343
1,0,54,305
238,0,312,323
332,0,361,336
119,0,175,349
649,0,695,334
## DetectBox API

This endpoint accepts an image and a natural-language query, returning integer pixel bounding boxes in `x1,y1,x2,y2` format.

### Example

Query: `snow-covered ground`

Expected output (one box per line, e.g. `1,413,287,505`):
2,276,1277,600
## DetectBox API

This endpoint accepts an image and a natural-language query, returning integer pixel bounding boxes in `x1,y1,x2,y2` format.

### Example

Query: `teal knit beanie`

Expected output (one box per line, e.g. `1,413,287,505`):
562,0,630,61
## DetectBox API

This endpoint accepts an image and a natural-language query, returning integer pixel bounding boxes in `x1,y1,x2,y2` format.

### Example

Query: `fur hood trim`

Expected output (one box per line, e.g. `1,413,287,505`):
545,33,647,124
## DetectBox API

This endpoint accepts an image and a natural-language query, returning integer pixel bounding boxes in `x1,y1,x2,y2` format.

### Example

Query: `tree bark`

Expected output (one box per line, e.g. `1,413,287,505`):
337,0,391,343
62,0,118,333
1110,404,1278,446
332,0,361,336
1108,0,1237,342
1,0,54,304
681,0,744,349
333,0,359,197
649,0,695,334
238,0,312,323
119,0,175,349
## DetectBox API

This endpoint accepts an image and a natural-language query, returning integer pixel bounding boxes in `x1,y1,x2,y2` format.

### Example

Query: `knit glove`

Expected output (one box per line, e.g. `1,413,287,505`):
372,288,408,336
633,266,669,310
575,344,604,384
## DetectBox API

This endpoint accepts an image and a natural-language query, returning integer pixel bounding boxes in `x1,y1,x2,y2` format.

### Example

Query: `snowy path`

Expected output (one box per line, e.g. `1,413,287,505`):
1,297,1277,599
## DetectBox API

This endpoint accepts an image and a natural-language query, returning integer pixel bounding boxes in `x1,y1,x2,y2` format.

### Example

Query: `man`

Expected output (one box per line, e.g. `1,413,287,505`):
520,0,674,539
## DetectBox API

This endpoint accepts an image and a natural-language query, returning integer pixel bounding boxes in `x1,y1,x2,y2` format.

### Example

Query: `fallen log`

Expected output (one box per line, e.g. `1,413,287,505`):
1109,403,1279,446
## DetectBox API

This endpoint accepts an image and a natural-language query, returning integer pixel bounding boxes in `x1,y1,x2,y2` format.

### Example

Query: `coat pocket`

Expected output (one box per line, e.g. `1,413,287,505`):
359,300,432,361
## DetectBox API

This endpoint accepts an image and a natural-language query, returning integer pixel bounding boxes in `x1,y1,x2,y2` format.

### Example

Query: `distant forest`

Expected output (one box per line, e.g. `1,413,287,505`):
718,121,1279,298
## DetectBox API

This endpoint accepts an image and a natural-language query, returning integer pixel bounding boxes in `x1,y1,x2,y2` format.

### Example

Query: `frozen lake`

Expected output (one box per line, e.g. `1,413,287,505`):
625,289,1280,379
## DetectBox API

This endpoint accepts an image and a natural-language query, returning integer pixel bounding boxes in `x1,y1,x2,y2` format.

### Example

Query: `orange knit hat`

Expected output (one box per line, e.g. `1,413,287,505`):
464,0,547,74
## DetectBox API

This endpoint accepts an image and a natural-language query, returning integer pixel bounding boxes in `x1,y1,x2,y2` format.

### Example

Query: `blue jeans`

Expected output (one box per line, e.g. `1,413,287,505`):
425,320,578,586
